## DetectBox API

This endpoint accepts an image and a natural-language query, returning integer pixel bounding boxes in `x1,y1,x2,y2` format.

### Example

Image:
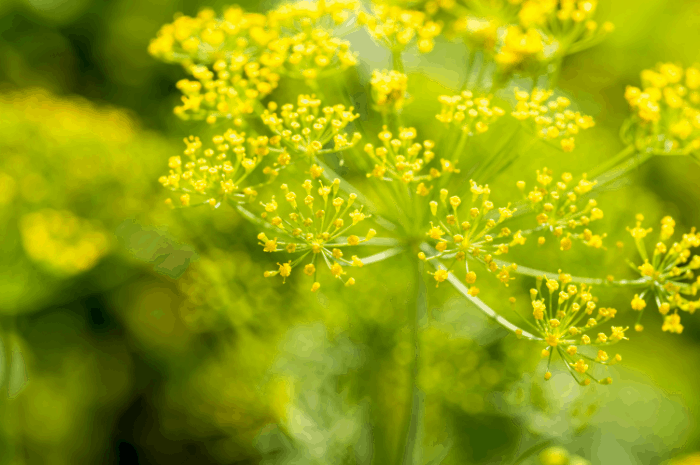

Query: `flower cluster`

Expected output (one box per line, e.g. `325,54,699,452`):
261,95,361,159
359,4,442,53
262,28,358,80
148,7,272,64
419,183,522,291
517,168,605,250
627,214,700,334
527,274,627,385
623,63,700,156
150,4,363,124
370,69,409,112
512,88,595,152
494,26,549,68
159,132,278,207
435,91,505,135
258,179,376,290
20,209,110,276
267,0,360,28
174,61,280,125
363,126,437,185
425,0,612,69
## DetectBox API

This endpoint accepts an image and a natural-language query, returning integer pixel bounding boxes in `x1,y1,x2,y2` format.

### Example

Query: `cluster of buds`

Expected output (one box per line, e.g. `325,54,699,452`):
147,7,272,64
262,28,358,80
174,61,280,126
494,26,549,68
363,126,437,185
159,133,278,207
516,0,614,57
266,0,360,28
627,214,700,334
419,183,522,291
411,0,612,70
20,209,110,276
258,179,376,290
370,70,409,112
623,63,700,156
359,4,442,53
435,91,505,135
512,88,595,152
260,95,361,159
517,168,605,250
528,274,627,386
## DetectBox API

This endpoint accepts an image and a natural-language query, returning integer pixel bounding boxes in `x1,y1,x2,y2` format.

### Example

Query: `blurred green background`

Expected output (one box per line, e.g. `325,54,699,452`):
1,0,700,464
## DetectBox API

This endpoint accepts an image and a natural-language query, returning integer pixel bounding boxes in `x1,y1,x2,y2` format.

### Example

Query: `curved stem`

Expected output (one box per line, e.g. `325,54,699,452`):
419,243,542,341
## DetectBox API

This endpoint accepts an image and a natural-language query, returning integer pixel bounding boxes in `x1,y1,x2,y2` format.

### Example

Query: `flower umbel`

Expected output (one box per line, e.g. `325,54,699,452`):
627,214,700,333
623,63,700,156
528,275,626,385
261,95,361,159
159,132,278,206
421,183,521,289
518,168,606,250
259,179,376,289
512,88,595,152
435,91,505,136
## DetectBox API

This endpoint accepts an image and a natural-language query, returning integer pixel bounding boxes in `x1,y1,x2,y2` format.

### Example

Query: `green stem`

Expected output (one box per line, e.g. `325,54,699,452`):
397,257,427,465
588,144,637,179
0,317,10,393
392,49,405,73
420,243,542,341
494,259,651,288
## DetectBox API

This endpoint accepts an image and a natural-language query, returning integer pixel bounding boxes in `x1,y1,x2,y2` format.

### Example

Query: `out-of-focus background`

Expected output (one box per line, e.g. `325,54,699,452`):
1,0,700,464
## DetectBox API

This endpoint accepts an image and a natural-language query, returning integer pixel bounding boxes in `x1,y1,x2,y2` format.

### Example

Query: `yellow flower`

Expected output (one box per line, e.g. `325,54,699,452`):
630,294,646,311
370,70,409,111
258,180,375,288
624,63,700,155
512,89,595,152
360,5,441,53
261,95,361,159
435,91,505,135
662,313,684,334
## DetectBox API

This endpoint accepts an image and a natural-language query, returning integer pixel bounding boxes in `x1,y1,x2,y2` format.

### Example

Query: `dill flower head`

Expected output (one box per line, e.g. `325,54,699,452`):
517,0,613,55
512,88,595,152
359,4,442,53
261,95,361,159
371,69,409,112
174,60,280,125
20,209,110,276
363,126,437,185
623,63,700,156
148,7,272,65
627,214,700,333
528,274,626,385
435,91,505,135
494,26,547,68
421,183,522,290
258,179,376,290
262,28,358,80
267,0,360,28
159,132,279,207
518,168,606,250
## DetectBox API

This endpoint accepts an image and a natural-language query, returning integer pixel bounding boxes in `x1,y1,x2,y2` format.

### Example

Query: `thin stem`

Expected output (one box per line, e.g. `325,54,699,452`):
398,258,427,465
588,144,637,179
494,259,651,288
419,243,542,341
392,49,405,73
